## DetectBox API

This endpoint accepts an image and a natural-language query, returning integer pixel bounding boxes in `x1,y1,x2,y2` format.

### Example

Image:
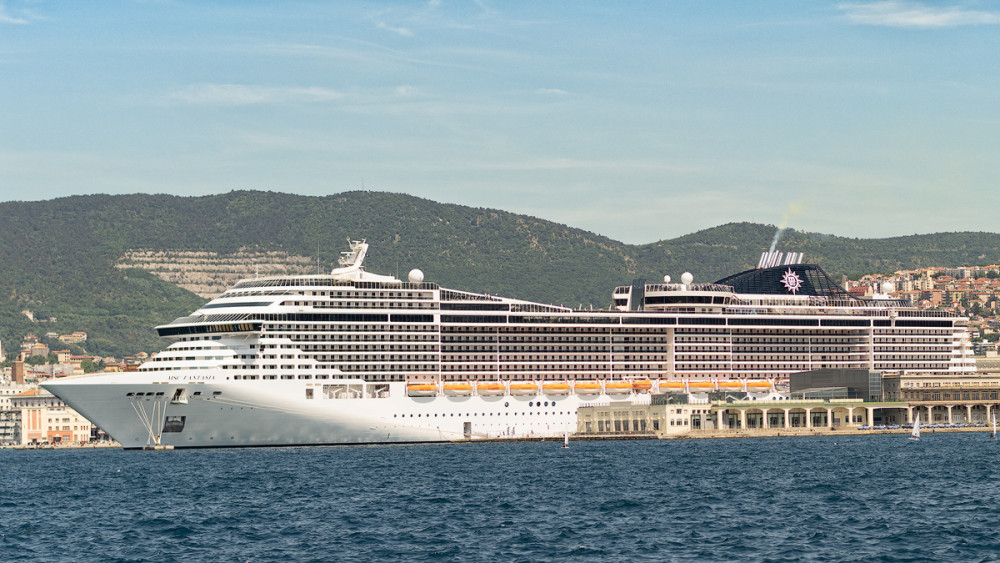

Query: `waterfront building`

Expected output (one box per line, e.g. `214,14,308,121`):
578,370,1000,437
0,382,33,444
883,372,1000,425
577,395,906,436
11,388,92,445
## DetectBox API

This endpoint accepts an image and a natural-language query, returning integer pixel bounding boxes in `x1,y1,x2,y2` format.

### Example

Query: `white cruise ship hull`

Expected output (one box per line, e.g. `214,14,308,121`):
44,373,592,449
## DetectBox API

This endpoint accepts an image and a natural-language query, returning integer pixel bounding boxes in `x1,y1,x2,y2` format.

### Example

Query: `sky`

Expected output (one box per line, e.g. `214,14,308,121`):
1,1,999,244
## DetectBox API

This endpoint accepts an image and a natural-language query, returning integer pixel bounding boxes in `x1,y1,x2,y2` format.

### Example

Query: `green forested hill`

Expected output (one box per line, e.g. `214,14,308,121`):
2,190,1000,358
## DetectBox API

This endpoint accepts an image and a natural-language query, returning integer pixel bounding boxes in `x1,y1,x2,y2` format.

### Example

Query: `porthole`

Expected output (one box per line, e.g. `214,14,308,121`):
529,401,533,407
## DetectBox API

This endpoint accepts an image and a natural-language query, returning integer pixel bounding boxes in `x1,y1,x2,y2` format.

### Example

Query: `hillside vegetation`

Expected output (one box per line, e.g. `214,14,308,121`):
3,190,1000,358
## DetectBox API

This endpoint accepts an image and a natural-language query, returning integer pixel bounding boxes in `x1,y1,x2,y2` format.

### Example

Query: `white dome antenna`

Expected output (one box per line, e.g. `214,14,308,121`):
681,272,694,286
408,269,424,283
663,275,671,283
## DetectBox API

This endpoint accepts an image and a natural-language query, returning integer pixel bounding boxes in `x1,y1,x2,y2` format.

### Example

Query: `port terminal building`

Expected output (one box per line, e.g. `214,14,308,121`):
576,369,1000,437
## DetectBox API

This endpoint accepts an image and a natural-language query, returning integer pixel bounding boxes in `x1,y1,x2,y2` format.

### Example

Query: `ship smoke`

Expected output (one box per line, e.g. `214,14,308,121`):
768,228,785,253
768,201,804,252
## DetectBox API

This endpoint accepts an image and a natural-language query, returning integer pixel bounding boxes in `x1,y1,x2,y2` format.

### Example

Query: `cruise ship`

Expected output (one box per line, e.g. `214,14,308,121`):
43,241,974,448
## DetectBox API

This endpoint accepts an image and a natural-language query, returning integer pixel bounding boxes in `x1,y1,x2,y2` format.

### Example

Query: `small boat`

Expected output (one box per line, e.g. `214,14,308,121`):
562,433,569,449
476,382,506,396
718,381,743,389
746,380,772,389
688,381,715,390
406,383,438,397
992,416,997,439
604,381,632,394
909,414,921,442
658,381,685,391
508,382,539,396
574,381,602,395
442,382,473,396
542,382,572,395
632,379,653,392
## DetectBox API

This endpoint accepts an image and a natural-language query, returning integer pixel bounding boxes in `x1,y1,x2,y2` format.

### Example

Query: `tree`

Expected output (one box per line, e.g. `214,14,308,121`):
81,358,103,373
25,355,47,366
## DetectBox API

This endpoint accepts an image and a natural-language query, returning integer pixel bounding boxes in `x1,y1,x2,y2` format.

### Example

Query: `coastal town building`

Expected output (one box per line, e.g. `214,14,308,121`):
0,382,33,445
11,388,92,445
577,370,1000,437
57,331,87,344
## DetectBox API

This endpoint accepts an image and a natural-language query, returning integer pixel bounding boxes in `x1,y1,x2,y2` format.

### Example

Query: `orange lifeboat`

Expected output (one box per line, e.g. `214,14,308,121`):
574,381,602,395
443,382,474,396
476,382,507,396
508,382,539,396
658,381,685,391
718,381,743,389
689,381,716,390
746,380,772,390
406,383,438,397
542,382,572,395
632,379,653,392
605,381,632,394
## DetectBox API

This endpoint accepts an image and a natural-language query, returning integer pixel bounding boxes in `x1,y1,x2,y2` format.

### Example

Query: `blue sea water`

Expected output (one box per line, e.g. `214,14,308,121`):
2,433,1000,562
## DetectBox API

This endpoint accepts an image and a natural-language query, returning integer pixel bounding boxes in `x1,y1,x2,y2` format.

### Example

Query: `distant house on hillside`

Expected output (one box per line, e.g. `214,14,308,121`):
58,332,87,344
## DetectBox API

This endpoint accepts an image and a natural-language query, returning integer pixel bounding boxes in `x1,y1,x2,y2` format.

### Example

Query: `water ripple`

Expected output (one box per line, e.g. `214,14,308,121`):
3,435,1000,561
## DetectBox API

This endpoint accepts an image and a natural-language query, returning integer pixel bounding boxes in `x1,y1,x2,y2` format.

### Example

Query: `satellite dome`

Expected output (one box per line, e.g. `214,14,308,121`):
663,275,671,283
681,272,694,285
881,282,893,294
408,269,424,283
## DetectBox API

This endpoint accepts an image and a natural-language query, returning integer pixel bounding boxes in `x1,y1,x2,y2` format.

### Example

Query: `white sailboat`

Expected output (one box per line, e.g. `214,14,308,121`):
909,414,921,442
992,416,997,439
562,432,569,449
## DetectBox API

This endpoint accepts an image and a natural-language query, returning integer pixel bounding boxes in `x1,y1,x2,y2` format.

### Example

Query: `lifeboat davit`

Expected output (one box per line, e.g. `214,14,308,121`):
688,381,715,390
574,381,602,395
604,381,632,394
542,382,571,395
406,383,438,397
632,379,653,392
508,382,539,396
476,382,507,396
658,381,685,392
443,382,474,396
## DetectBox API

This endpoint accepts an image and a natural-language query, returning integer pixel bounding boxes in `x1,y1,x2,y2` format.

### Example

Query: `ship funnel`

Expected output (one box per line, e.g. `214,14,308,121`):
758,250,803,269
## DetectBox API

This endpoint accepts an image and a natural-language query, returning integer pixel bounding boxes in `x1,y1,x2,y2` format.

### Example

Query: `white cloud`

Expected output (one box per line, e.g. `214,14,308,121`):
839,1,1000,28
169,84,344,106
376,20,414,37
0,2,28,24
536,88,569,96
